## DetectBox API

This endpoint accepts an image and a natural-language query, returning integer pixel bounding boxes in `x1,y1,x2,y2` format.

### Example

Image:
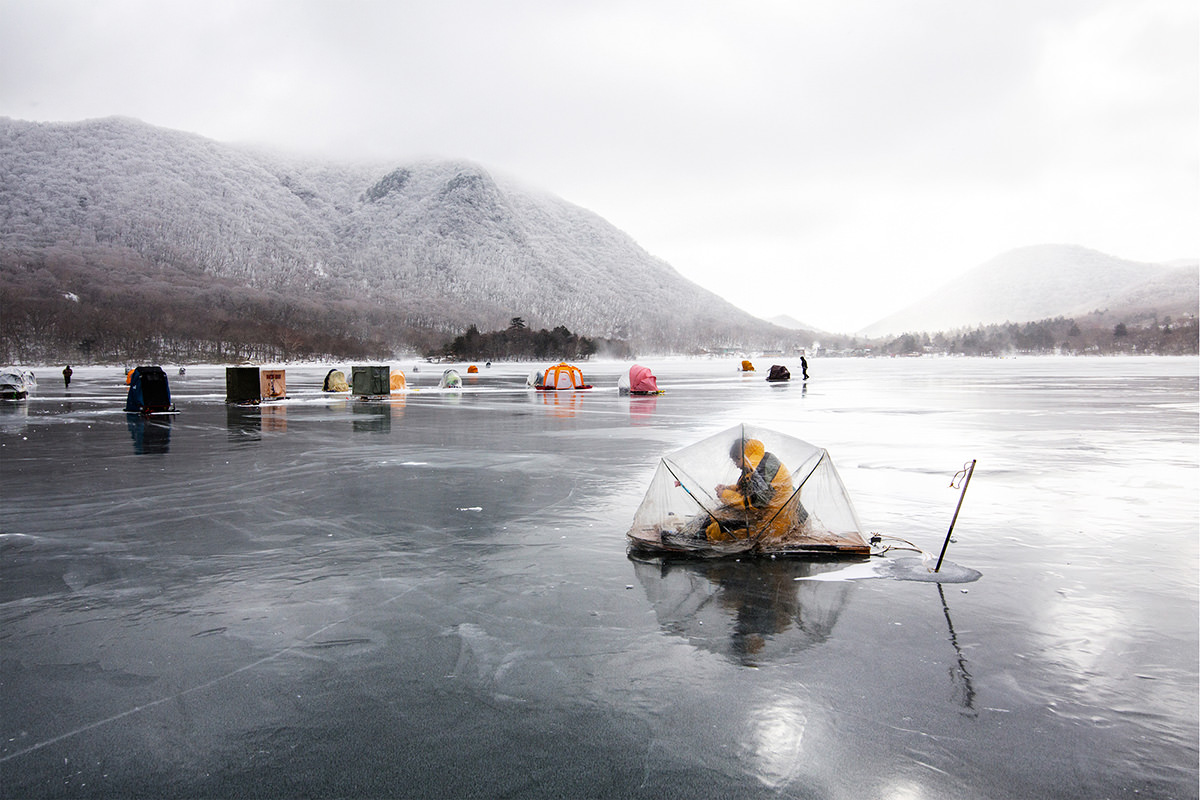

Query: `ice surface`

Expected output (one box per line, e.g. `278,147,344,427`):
1,356,1196,798
882,556,983,583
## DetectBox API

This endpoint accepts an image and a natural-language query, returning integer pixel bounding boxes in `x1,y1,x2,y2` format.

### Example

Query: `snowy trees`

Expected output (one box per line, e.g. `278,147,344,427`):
1,118,915,362
440,322,617,362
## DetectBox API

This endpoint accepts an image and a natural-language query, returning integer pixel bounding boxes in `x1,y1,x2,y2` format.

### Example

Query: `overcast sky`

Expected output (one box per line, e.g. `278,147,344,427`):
1,0,1196,332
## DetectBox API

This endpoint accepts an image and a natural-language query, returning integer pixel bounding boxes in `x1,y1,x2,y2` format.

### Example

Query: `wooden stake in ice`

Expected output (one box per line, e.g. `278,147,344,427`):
935,459,976,573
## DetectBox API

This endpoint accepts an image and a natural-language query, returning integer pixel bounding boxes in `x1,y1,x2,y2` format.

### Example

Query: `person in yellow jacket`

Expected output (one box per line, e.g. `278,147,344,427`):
706,438,800,543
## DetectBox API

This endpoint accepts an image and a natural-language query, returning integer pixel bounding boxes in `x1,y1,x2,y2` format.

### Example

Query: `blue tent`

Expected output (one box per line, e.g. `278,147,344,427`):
125,366,174,413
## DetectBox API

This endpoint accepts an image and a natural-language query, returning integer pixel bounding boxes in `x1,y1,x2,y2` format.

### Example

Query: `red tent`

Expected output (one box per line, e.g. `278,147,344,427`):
626,364,660,394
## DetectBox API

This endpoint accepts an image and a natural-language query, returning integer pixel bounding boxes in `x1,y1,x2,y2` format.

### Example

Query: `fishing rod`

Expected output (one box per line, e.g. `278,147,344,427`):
935,459,976,572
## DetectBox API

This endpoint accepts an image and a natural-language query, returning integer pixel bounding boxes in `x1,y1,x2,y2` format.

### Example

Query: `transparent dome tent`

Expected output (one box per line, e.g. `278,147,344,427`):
627,424,871,557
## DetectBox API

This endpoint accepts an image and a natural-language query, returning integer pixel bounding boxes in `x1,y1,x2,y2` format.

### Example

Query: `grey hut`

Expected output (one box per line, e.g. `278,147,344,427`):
352,365,390,397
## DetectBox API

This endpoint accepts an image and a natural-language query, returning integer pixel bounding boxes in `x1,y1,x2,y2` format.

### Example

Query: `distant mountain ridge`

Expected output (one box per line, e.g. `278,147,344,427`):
860,244,1198,337
768,314,823,333
0,116,800,355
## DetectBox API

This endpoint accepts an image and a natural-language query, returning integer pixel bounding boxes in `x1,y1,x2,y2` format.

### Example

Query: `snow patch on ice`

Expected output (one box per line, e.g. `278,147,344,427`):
794,561,883,582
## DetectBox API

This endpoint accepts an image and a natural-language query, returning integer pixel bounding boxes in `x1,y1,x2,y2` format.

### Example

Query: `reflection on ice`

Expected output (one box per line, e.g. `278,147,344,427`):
628,394,658,424
939,584,978,715
126,413,171,454
537,391,584,417
0,402,29,434
351,401,392,433
260,403,288,431
631,555,860,666
226,405,262,441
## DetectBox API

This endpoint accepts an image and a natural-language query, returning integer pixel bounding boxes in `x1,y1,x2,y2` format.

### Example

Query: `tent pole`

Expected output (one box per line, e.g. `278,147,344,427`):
662,460,720,528
935,459,976,573
758,450,825,542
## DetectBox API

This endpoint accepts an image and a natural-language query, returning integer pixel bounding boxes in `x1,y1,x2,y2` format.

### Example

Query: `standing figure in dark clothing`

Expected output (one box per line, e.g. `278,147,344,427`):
800,355,809,380
62,365,73,388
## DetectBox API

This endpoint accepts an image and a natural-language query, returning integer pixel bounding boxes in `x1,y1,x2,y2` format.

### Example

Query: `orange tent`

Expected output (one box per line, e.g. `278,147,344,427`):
535,362,593,391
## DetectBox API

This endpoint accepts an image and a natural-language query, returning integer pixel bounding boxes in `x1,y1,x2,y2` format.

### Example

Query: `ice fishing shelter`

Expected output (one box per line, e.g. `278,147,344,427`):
226,366,261,404
532,362,592,391
740,360,755,372
260,369,286,400
626,423,870,557
125,366,174,414
0,369,35,401
390,370,407,392
767,364,791,382
439,369,462,389
323,369,350,392
352,365,390,397
618,364,661,395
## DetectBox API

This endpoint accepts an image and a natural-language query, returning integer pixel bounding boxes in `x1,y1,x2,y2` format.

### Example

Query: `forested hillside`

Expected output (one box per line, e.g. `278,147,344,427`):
0,116,801,363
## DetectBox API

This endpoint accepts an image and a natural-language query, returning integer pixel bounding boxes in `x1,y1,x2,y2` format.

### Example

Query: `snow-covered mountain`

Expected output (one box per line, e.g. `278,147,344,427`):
0,116,797,354
860,244,1198,337
767,314,823,332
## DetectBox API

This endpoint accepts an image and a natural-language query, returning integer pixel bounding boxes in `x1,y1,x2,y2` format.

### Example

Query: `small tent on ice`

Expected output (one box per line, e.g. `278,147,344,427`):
125,366,174,414
626,423,870,557
260,369,286,400
0,369,35,400
226,366,261,404
439,369,462,389
618,364,662,395
766,364,791,382
352,366,390,397
532,362,592,391
323,369,350,392
390,370,407,392
740,360,755,372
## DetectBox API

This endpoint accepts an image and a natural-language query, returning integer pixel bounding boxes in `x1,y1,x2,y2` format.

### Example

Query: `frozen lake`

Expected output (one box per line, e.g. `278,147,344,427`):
2,356,1196,799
